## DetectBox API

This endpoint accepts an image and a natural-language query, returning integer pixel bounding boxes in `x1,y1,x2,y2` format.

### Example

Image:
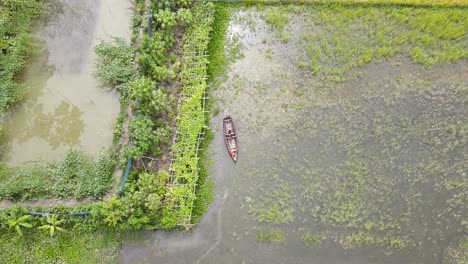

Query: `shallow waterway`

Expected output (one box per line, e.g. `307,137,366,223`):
0,0,132,165
119,7,467,264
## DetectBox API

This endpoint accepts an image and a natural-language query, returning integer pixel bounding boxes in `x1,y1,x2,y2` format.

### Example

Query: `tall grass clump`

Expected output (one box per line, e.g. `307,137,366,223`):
0,0,43,112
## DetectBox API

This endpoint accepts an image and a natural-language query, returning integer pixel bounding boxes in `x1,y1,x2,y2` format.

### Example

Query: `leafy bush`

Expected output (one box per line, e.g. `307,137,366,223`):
138,33,176,81
94,37,136,91
127,115,169,158
128,77,168,116
51,150,94,198
154,9,178,30
92,170,170,229
176,8,194,26
153,0,176,11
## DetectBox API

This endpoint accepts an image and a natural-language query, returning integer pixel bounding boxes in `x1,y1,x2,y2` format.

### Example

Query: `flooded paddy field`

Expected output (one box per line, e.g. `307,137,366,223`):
119,5,467,264
0,0,132,165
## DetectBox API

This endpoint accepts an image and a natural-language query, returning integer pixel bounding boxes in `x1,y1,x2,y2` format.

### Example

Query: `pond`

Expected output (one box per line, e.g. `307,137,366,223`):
0,0,132,165
118,7,467,264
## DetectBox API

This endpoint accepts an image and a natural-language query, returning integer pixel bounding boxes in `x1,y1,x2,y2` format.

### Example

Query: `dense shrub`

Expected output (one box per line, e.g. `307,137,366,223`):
93,37,136,91
127,115,170,158
138,33,176,81
128,77,168,115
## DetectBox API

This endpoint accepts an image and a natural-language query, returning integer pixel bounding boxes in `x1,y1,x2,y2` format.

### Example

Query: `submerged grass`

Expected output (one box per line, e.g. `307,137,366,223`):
216,3,468,256
289,5,468,81
245,87,467,250
255,227,285,242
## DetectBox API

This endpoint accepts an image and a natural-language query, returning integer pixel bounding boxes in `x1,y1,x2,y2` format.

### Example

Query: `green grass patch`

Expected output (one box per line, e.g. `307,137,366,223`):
0,229,121,264
236,0,467,6
0,149,115,201
190,129,214,224
264,8,289,37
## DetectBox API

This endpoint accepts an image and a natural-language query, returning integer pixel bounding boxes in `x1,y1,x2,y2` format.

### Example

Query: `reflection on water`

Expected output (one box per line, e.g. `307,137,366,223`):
8,101,84,149
0,0,133,164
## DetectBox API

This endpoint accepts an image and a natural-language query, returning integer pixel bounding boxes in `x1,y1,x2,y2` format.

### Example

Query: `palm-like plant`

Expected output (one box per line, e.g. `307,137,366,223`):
6,207,33,236
0,211,7,230
38,214,67,237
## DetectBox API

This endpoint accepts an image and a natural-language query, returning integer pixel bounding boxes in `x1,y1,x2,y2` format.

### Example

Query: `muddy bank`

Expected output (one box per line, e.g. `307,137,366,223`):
0,0,133,164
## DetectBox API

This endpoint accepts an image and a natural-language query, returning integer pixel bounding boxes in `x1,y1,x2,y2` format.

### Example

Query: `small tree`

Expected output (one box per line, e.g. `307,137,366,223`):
38,214,67,237
6,206,33,236
101,196,126,227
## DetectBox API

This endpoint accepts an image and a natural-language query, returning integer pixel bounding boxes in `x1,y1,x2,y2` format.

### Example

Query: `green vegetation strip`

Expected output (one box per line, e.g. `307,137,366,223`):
160,2,216,229
0,0,43,136
0,0,42,112
213,0,468,7
207,3,232,84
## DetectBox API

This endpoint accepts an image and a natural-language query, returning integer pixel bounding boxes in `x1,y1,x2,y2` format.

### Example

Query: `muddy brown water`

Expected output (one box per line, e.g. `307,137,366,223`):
119,8,467,264
0,0,133,165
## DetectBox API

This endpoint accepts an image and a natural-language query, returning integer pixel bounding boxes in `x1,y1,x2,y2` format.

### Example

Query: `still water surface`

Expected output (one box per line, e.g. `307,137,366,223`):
0,0,132,164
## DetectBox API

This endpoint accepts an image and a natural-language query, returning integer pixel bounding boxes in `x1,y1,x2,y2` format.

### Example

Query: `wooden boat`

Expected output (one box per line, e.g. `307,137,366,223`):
223,110,238,162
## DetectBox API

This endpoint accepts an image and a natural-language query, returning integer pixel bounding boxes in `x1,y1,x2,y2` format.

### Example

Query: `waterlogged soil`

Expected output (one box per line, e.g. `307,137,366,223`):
119,8,467,264
0,0,132,165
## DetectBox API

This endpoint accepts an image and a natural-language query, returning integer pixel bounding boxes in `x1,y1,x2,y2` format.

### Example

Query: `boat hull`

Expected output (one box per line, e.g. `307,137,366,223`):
223,113,238,162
